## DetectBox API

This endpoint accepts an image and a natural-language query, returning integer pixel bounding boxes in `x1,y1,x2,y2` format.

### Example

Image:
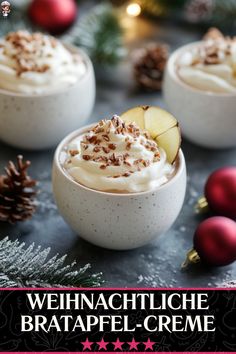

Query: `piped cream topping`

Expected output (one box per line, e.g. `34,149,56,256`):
63,116,174,193
177,29,236,93
0,30,86,94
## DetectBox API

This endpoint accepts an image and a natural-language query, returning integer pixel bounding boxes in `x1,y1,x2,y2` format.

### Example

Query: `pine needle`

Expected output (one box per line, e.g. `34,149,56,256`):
0,237,103,288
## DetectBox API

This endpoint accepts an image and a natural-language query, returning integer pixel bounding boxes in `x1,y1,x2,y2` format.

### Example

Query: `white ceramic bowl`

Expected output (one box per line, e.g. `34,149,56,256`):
164,42,236,149
52,125,187,250
0,46,95,150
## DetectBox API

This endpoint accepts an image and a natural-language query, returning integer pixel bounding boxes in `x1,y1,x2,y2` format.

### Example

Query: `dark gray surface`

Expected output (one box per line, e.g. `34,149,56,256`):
0,17,236,287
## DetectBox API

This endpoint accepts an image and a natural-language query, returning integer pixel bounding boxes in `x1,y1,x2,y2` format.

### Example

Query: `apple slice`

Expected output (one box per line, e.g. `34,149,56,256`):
120,106,145,129
120,105,181,164
155,125,181,164
144,106,178,139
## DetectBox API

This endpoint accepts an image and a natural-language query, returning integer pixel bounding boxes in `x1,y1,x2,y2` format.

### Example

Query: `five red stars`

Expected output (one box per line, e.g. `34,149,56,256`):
81,337,155,351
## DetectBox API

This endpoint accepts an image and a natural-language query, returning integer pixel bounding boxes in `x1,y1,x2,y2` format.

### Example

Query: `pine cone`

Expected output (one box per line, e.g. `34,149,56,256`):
0,155,37,224
185,0,213,23
133,44,169,91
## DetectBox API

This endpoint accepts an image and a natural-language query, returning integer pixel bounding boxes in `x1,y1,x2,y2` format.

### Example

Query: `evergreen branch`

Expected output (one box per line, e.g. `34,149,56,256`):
213,0,236,25
0,237,103,288
70,4,125,66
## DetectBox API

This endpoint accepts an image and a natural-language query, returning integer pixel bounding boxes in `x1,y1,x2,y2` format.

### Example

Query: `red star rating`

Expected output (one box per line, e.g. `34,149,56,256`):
127,338,140,350
143,338,155,350
97,338,109,350
81,338,93,351
112,338,124,350
81,337,156,351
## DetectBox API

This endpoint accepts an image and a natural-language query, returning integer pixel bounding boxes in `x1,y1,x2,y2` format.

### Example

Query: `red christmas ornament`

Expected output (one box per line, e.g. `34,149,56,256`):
183,216,236,267
28,0,77,35
197,167,236,219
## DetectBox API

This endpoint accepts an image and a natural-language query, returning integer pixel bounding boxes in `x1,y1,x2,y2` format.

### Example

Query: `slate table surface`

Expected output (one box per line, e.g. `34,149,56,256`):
0,11,235,287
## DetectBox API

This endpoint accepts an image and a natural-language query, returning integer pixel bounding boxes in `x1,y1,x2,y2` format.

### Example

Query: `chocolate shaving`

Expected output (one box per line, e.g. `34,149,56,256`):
108,143,116,150
69,149,79,156
124,161,132,167
126,142,132,150
82,155,91,161
102,147,110,154
102,134,110,142
123,172,131,177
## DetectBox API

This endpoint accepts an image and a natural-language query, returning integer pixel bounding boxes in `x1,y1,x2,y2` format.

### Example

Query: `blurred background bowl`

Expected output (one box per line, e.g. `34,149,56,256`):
0,46,95,150
164,43,236,149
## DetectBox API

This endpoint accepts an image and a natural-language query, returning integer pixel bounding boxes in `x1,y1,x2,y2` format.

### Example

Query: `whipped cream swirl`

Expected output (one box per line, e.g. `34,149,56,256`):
0,30,86,94
63,116,173,193
177,31,236,94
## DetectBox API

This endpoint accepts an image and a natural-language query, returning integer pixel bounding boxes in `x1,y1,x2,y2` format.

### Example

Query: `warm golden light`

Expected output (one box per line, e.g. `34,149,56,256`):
126,3,141,17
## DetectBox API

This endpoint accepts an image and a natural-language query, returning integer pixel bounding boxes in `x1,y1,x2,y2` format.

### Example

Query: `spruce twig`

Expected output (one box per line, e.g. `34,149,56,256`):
0,237,103,288
70,4,125,66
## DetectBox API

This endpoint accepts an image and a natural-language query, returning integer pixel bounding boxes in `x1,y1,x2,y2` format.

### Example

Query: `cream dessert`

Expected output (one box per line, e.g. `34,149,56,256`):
177,28,236,94
0,30,86,94
63,115,175,193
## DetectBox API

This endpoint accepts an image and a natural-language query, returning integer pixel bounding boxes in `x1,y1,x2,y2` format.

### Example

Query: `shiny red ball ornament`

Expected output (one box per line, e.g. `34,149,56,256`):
28,0,77,35
205,167,236,219
183,216,236,268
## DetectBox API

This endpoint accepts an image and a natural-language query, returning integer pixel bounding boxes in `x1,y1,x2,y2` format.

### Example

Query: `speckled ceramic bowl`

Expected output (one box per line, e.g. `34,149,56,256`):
52,125,187,250
0,46,95,150
164,42,236,149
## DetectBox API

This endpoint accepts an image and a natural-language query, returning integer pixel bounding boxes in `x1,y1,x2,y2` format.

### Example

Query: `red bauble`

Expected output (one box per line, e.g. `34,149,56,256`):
194,216,236,266
205,167,236,219
28,0,77,35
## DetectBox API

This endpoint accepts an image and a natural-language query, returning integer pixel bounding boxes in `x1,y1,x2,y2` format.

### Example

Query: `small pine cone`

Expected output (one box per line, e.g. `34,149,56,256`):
0,155,37,224
185,0,213,23
203,27,224,41
133,43,169,91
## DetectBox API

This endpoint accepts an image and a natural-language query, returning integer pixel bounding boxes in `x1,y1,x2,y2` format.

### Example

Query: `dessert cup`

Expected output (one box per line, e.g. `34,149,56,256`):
52,125,187,250
163,42,236,149
0,46,95,150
